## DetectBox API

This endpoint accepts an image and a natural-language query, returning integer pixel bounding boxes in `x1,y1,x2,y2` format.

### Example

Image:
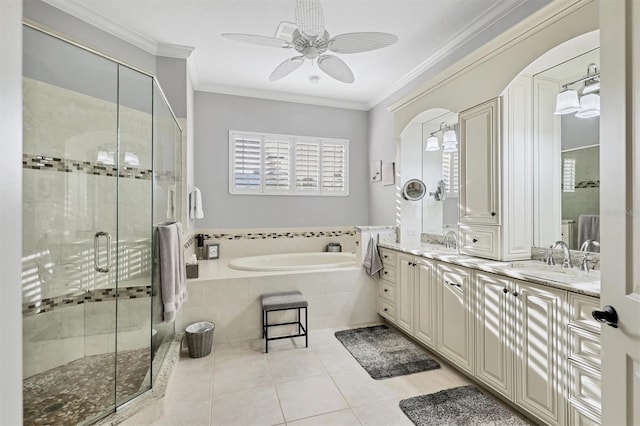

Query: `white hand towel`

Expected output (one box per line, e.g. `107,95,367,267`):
157,222,188,322
189,187,204,219
363,236,383,277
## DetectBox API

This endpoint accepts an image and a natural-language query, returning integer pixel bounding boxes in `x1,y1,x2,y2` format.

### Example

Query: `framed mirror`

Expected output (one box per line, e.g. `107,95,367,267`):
402,179,426,201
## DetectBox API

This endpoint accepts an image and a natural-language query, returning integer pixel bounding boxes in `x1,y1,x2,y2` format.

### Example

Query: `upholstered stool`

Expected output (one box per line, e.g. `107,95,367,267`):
261,291,308,353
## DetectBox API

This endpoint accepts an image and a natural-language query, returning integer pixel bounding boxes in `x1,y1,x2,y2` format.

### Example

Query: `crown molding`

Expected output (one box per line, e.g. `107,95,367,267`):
157,43,195,59
195,83,369,111
366,0,531,109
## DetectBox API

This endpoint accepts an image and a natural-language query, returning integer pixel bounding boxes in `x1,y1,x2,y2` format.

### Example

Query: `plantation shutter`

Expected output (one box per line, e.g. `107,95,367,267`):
321,143,346,193
295,142,319,191
263,139,290,191
232,136,262,191
442,152,459,196
563,158,576,193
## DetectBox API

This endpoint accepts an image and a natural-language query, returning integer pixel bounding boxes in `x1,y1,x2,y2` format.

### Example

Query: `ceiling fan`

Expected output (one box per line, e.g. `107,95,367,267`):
221,0,398,84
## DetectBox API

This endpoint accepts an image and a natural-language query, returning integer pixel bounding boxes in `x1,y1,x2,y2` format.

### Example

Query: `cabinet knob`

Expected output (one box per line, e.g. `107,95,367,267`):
384,255,388,259
384,288,388,292
512,291,519,297
491,212,496,217
384,271,388,275
502,288,508,294
383,308,388,312
472,238,478,243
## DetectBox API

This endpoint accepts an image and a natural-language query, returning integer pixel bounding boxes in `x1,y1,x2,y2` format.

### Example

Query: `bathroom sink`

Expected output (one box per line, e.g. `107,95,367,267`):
497,260,600,284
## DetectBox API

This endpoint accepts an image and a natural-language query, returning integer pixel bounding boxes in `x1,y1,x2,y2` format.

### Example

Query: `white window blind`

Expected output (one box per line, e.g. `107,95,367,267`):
232,136,261,191
442,152,459,196
295,142,319,191
563,158,576,193
264,139,290,191
229,131,348,196
322,143,346,193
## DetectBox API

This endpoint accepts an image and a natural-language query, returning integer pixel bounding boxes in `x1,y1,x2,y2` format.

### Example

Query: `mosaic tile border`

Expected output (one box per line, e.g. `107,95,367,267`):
22,285,152,316
201,229,357,241
562,180,600,190
23,154,153,180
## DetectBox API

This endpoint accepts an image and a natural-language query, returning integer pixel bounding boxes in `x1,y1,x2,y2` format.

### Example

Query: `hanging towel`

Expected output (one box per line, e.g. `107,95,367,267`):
166,185,176,219
157,222,188,322
578,214,600,251
363,236,383,277
189,187,204,219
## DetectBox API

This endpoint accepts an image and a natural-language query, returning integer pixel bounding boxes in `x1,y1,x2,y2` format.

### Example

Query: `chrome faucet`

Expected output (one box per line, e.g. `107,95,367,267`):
579,239,600,252
443,230,458,250
550,240,573,268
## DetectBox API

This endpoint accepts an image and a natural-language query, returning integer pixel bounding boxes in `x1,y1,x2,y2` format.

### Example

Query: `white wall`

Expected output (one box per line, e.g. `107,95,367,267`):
193,92,369,228
0,0,23,423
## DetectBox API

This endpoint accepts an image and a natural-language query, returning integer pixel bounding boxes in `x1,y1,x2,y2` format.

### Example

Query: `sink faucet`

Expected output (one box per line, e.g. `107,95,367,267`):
579,239,600,252
443,230,458,250
550,240,573,268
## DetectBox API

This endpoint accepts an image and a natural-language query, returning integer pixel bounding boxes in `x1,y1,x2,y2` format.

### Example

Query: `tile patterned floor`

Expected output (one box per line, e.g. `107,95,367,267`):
121,325,522,426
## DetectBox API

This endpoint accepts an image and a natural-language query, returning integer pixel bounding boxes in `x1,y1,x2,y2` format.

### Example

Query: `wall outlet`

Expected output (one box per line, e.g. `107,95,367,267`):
407,228,419,237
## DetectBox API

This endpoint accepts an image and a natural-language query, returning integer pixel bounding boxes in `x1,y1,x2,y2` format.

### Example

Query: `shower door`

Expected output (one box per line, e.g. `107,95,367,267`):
22,26,153,425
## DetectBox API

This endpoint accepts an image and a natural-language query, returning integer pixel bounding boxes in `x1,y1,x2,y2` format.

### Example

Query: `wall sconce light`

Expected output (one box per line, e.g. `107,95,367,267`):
555,63,600,118
425,122,457,153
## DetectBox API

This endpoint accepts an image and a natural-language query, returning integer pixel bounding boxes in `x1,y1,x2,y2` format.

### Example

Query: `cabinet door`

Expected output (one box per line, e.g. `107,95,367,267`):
414,258,436,348
436,263,474,374
475,272,513,399
459,97,501,225
396,253,415,334
514,281,566,426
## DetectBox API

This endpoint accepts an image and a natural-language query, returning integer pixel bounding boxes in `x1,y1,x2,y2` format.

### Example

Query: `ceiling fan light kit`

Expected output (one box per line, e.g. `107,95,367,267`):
222,0,398,84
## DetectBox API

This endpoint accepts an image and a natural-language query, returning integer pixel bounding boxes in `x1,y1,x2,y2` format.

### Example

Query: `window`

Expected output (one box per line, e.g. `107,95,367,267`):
442,151,459,196
562,158,576,193
229,131,349,196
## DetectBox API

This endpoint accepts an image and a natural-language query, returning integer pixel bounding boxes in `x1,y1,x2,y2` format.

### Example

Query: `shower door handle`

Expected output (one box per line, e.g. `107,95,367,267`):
94,231,112,273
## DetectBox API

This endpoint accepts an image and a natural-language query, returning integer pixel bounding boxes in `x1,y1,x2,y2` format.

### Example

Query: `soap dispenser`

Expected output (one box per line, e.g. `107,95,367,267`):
196,234,205,260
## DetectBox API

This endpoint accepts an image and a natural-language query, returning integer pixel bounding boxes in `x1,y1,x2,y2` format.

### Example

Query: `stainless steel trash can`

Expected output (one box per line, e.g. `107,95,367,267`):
185,321,215,358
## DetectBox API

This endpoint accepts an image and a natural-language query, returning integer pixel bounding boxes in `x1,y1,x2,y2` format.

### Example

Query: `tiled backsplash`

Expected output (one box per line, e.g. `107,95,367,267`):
23,153,153,180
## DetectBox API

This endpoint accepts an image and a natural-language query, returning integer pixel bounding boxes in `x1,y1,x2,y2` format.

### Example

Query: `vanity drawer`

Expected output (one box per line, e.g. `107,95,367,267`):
380,266,396,282
379,281,396,302
568,326,601,370
569,293,602,334
379,299,396,322
568,402,601,426
379,248,397,267
568,360,601,415
458,225,501,260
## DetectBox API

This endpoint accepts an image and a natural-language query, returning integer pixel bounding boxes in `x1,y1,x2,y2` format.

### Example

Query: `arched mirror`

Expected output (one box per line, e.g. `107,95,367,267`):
402,179,426,201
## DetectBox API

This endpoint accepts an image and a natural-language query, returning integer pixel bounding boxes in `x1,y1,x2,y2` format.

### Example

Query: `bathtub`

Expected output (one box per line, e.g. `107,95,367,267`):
228,252,357,271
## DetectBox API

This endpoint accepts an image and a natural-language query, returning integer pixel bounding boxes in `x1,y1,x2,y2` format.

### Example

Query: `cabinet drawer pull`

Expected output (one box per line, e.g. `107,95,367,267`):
502,288,508,294
472,238,478,243
491,212,496,217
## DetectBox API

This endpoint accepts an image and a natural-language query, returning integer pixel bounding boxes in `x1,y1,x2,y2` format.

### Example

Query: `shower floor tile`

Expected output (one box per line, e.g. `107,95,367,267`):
23,348,149,426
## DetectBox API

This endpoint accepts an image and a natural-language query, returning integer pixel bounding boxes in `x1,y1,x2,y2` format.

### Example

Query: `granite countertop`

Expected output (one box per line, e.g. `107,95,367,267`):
378,242,600,298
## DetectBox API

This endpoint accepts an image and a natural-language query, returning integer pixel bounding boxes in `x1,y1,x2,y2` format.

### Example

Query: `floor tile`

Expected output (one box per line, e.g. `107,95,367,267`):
352,398,414,426
312,346,361,373
152,398,211,426
330,368,398,407
210,384,284,426
267,350,326,383
212,356,273,396
275,374,348,422
287,408,362,426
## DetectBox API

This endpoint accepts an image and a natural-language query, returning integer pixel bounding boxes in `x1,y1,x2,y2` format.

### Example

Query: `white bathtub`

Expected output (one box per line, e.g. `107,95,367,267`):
228,252,357,271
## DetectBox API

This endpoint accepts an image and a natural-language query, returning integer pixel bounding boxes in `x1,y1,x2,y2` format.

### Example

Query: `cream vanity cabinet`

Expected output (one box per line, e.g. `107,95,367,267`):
475,271,567,426
459,76,532,261
566,294,602,425
378,248,397,322
436,263,475,374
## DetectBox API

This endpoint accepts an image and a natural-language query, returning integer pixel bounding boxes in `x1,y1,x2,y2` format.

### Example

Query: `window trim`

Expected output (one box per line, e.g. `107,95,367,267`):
229,130,349,196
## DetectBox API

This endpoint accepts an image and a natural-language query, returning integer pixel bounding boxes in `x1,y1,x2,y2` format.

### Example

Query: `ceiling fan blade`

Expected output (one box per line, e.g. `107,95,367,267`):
329,32,398,54
269,56,305,81
295,0,325,39
222,33,291,48
317,55,355,84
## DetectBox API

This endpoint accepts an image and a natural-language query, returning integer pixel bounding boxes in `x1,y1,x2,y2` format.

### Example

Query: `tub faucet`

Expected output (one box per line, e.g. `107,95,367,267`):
443,230,458,250
550,240,573,268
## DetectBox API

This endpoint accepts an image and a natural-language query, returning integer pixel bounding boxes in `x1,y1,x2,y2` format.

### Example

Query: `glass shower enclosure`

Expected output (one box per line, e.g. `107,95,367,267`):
21,25,182,425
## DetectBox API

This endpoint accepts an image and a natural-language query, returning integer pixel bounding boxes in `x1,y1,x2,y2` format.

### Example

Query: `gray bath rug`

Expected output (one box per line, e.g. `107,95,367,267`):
334,325,440,379
399,385,531,426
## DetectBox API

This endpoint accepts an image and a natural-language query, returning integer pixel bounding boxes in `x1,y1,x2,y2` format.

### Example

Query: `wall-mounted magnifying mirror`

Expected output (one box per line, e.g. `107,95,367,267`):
402,179,427,201
430,179,447,201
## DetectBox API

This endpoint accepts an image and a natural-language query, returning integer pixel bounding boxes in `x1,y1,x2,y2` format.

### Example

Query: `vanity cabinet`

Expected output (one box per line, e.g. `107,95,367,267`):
378,248,397,322
436,263,474,374
567,293,602,424
396,253,416,333
459,76,532,261
475,272,566,426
